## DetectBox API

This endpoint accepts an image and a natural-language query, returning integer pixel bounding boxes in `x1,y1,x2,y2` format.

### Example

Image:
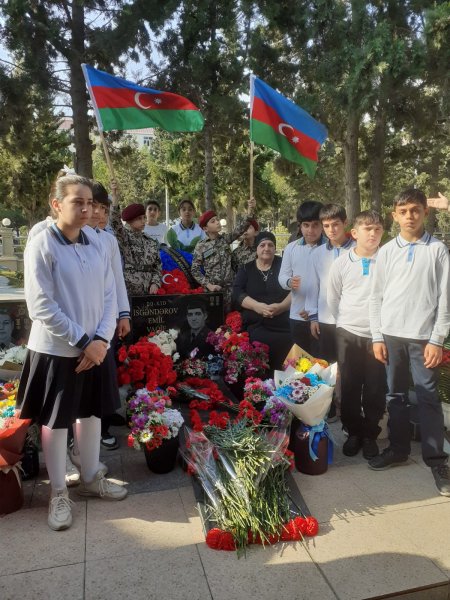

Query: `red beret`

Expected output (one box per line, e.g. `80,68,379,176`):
246,218,259,231
121,203,145,222
199,210,217,229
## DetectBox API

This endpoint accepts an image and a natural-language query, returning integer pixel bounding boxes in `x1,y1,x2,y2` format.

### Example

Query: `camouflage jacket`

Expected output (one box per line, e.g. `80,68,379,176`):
191,217,253,290
231,242,256,273
110,206,162,296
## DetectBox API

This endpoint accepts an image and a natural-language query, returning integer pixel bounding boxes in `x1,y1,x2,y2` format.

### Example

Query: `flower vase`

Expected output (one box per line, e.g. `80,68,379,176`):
294,427,329,476
144,436,179,474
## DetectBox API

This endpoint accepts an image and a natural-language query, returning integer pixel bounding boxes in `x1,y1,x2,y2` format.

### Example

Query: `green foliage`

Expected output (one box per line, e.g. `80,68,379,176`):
0,79,71,225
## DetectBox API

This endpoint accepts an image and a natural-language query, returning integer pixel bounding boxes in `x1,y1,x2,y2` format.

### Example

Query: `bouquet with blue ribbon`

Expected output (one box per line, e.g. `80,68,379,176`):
299,420,334,463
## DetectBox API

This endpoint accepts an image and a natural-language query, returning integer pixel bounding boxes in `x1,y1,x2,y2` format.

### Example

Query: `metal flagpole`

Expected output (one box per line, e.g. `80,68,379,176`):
165,181,170,227
249,74,255,202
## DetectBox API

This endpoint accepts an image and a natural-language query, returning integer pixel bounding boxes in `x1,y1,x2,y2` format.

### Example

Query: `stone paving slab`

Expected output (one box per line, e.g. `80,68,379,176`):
3,420,450,600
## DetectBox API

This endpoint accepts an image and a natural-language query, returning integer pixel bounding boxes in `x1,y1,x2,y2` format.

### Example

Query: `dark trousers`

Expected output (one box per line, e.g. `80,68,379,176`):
384,335,448,467
337,328,386,439
316,322,337,363
290,319,312,354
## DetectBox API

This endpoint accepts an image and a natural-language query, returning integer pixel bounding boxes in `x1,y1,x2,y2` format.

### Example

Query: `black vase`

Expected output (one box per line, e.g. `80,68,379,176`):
143,436,179,474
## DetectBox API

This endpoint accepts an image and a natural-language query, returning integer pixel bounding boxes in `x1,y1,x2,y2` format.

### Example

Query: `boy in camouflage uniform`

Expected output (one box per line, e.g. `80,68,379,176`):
110,183,162,296
191,199,256,311
231,218,259,272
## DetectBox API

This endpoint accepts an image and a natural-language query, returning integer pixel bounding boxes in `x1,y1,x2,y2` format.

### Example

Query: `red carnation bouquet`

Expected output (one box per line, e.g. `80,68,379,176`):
180,421,318,554
117,338,177,390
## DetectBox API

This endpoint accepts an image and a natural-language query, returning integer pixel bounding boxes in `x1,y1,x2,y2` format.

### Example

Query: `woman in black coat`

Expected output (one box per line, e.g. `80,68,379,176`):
232,231,292,370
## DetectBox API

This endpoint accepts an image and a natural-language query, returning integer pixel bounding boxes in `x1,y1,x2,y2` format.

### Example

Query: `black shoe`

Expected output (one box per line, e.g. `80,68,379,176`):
431,464,450,497
100,434,119,451
343,435,362,456
362,438,379,460
368,447,408,471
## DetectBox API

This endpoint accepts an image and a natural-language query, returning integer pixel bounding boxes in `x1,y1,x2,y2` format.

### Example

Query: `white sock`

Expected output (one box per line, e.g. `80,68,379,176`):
75,416,101,483
41,425,68,493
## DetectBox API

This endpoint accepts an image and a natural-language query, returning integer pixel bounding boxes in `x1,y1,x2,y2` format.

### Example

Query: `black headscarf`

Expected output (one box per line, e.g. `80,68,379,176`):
255,230,276,248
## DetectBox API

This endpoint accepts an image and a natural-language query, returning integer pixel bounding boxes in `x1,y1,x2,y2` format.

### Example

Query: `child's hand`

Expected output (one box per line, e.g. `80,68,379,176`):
75,355,95,374
427,192,448,211
83,340,108,365
116,318,131,339
149,284,159,294
206,283,222,291
290,275,301,290
299,310,309,320
373,342,388,365
110,179,119,206
247,197,256,213
423,343,442,369
310,322,320,339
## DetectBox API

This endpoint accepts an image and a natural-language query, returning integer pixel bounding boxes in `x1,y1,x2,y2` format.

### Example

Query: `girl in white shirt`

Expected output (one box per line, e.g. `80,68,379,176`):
17,174,127,532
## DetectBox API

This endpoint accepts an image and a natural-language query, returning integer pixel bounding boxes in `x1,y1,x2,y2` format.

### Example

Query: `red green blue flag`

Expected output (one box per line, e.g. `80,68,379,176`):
250,76,327,178
81,64,204,133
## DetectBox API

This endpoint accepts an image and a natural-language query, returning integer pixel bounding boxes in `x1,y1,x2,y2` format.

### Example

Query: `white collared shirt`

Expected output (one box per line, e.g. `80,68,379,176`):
370,232,450,345
305,237,355,324
278,237,326,321
328,248,378,338
25,225,117,357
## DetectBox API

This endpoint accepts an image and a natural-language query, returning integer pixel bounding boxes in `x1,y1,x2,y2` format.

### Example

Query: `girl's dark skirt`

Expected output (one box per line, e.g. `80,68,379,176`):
17,348,120,430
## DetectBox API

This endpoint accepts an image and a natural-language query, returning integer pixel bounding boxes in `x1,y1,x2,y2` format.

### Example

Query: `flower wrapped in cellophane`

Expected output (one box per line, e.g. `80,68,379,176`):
180,420,318,554
274,345,337,426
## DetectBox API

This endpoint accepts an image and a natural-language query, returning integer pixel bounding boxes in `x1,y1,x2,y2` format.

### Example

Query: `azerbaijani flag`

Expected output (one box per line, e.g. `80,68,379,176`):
81,64,204,133
250,76,327,178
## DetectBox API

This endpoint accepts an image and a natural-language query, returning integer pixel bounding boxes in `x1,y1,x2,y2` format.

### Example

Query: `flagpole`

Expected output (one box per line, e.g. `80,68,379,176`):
98,130,116,182
249,74,255,202
165,181,170,227
249,141,254,201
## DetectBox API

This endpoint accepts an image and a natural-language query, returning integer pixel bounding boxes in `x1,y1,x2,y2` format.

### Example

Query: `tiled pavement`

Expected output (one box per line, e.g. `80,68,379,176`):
1,423,450,600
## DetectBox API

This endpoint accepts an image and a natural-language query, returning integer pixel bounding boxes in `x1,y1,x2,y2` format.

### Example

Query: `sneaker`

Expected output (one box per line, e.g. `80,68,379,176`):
326,403,338,424
343,435,362,456
69,448,108,477
65,453,80,487
362,438,379,460
431,464,450,497
368,447,408,471
48,489,74,531
100,434,119,451
77,470,128,500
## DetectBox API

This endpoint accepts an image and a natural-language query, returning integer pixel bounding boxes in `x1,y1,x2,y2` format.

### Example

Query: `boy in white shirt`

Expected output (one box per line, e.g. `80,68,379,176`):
369,188,449,497
279,201,325,353
144,200,168,245
328,211,386,459
306,204,354,361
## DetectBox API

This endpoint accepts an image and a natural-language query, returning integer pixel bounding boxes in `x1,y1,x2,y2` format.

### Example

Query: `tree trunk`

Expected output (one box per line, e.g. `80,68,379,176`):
69,2,93,178
369,106,387,213
204,123,214,210
425,152,440,234
343,112,361,222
